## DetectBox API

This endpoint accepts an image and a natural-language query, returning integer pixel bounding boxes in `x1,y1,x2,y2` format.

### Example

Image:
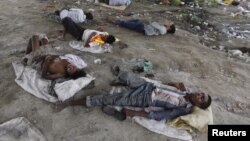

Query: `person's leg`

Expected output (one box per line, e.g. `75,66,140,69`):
128,19,140,23
116,19,145,34
62,17,85,40
26,38,32,54
31,35,41,52
238,47,250,54
87,82,153,107
118,71,146,88
110,71,146,88
99,0,109,4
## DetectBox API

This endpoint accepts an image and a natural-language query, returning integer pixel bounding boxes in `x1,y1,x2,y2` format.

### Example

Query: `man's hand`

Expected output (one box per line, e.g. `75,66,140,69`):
167,82,186,91
32,55,46,63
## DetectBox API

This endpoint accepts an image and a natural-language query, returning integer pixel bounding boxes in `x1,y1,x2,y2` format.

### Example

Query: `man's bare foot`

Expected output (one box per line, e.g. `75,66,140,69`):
115,41,128,49
106,16,118,25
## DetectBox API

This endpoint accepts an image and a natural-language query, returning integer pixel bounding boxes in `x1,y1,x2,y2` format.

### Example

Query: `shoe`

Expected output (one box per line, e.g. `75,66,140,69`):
111,65,120,76
102,106,126,121
132,66,144,73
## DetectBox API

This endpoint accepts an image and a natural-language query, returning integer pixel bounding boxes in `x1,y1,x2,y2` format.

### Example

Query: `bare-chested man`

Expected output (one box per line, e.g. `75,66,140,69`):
25,34,87,80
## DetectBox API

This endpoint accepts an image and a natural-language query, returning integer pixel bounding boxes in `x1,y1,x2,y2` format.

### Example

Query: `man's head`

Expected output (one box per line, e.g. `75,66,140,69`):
188,92,211,109
164,20,176,34
66,64,86,79
55,10,60,16
231,0,240,6
103,34,116,44
85,12,93,20
66,64,77,75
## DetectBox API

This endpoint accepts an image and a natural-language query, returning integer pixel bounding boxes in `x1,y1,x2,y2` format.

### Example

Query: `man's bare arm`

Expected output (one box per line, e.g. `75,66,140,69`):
123,108,148,118
31,35,40,52
167,82,186,91
43,73,65,80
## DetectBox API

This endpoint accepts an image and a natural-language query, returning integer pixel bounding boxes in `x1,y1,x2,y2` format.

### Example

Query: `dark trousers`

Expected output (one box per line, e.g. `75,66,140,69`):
62,17,85,40
99,0,109,4
116,19,145,34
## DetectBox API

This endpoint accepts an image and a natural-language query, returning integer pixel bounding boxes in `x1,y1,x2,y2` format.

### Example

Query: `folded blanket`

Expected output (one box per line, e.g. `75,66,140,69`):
168,106,213,133
133,117,192,141
0,117,47,141
13,62,95,102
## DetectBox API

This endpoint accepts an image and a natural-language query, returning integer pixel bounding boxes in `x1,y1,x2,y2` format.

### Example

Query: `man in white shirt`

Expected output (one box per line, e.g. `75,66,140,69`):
98,0,131,6
61,17,116,47
53,8,93,23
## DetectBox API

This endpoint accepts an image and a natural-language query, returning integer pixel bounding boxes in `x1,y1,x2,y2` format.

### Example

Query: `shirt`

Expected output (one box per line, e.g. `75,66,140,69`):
151,87,187,107
60,54,87,69
109,0,131,6
144,22,167,36
60,8,86,23
148,85,193,120
82,29,107,41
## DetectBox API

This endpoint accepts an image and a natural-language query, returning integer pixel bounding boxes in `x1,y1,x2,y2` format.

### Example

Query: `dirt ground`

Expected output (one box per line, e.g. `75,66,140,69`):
0,0,250,141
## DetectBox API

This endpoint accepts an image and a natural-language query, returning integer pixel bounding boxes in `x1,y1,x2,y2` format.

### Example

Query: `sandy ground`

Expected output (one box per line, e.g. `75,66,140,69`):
0,0,250,141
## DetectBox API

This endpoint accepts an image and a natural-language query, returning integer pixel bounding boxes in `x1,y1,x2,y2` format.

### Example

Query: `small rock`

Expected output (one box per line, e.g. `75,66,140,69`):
195,26,201,30
94,59,102,64
219,46,225,51
203,22,208,26
88,8,95,12
76,1,80,5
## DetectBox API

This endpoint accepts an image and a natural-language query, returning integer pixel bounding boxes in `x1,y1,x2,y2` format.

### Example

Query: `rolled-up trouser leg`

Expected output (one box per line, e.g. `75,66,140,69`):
118,71,146,88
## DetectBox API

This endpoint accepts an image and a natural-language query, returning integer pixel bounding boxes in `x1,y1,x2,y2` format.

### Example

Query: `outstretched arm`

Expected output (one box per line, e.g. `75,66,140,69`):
167,82,187,91
31,35,40,52
123,108,148,118
43,73,65,80
148,107,192,121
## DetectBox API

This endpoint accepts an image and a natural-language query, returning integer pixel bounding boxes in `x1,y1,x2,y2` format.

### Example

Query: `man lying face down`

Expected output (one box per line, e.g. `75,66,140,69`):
61,71,212,121
24,34,87,80
53,8,93,23
98,0,131,6
61,17,116,47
